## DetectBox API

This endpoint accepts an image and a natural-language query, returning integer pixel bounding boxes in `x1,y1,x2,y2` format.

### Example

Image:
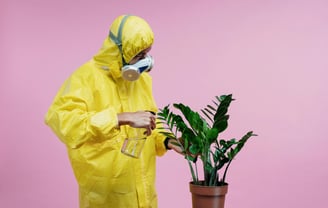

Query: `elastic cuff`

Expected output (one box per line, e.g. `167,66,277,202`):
164,137,172,150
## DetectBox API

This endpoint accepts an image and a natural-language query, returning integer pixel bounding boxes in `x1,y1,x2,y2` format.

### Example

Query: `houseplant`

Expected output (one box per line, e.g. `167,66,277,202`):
157,94,257,208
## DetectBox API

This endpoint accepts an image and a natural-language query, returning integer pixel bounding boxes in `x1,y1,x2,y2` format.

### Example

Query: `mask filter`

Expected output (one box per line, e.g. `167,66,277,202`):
121,55,154,81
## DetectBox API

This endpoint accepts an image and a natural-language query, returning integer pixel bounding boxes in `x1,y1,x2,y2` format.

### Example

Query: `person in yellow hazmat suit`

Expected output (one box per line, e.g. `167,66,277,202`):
45,15,182,208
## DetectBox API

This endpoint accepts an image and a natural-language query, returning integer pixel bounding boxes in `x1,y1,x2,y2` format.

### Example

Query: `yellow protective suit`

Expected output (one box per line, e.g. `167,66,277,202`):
45,15,167,208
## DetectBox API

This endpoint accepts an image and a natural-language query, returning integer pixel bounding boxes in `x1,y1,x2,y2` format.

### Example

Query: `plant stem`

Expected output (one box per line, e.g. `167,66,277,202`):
195,161,199,183
222,159,232,183
188,160,198,183
209,167,218,186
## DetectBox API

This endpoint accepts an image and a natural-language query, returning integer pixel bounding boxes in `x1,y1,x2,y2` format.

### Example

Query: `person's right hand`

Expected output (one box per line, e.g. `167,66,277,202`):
118,111,156,136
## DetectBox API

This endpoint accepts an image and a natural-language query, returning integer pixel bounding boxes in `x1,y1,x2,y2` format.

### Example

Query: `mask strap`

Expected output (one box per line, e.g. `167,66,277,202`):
109,15,131,65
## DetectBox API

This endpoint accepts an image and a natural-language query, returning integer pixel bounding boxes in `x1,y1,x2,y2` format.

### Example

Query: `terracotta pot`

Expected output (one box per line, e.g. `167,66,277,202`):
189,182,228,208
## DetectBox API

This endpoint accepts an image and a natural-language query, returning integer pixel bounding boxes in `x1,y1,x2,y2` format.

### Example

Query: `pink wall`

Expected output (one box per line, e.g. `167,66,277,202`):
1,0,328,207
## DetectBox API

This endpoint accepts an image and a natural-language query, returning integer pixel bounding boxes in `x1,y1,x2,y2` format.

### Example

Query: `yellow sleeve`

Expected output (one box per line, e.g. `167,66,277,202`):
152,119,168,156
45,77,120,149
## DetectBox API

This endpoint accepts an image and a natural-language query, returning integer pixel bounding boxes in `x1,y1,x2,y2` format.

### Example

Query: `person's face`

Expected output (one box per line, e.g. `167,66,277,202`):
129,47,152,64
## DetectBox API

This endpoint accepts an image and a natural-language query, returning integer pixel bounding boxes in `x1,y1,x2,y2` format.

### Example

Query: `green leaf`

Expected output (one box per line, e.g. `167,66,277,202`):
206,105,216,112
213,94,233,121
227,138,237,146
213,119,228,133
206,128,219,144
201,109,214,124
229,131,257,160
215,157,229,170
173,103,207,136
189,144,200,155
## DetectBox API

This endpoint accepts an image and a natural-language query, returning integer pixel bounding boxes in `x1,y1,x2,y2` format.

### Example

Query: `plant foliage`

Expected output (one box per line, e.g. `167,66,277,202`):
157,94,257,186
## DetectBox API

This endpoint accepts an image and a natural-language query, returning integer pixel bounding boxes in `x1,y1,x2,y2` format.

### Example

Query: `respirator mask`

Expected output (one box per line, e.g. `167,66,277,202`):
109,15,154,81
121,54,154,81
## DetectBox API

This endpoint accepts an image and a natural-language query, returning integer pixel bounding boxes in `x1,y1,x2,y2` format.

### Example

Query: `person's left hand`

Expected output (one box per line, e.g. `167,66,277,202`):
167,138,184,155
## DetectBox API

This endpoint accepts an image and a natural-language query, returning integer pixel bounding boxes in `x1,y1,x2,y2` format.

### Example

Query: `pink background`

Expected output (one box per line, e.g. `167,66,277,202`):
1,0,328,207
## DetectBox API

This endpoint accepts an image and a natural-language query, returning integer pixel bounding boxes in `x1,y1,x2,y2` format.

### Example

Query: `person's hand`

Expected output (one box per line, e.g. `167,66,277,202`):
167,138,184,155
168,138,198,162
118,111,156,136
